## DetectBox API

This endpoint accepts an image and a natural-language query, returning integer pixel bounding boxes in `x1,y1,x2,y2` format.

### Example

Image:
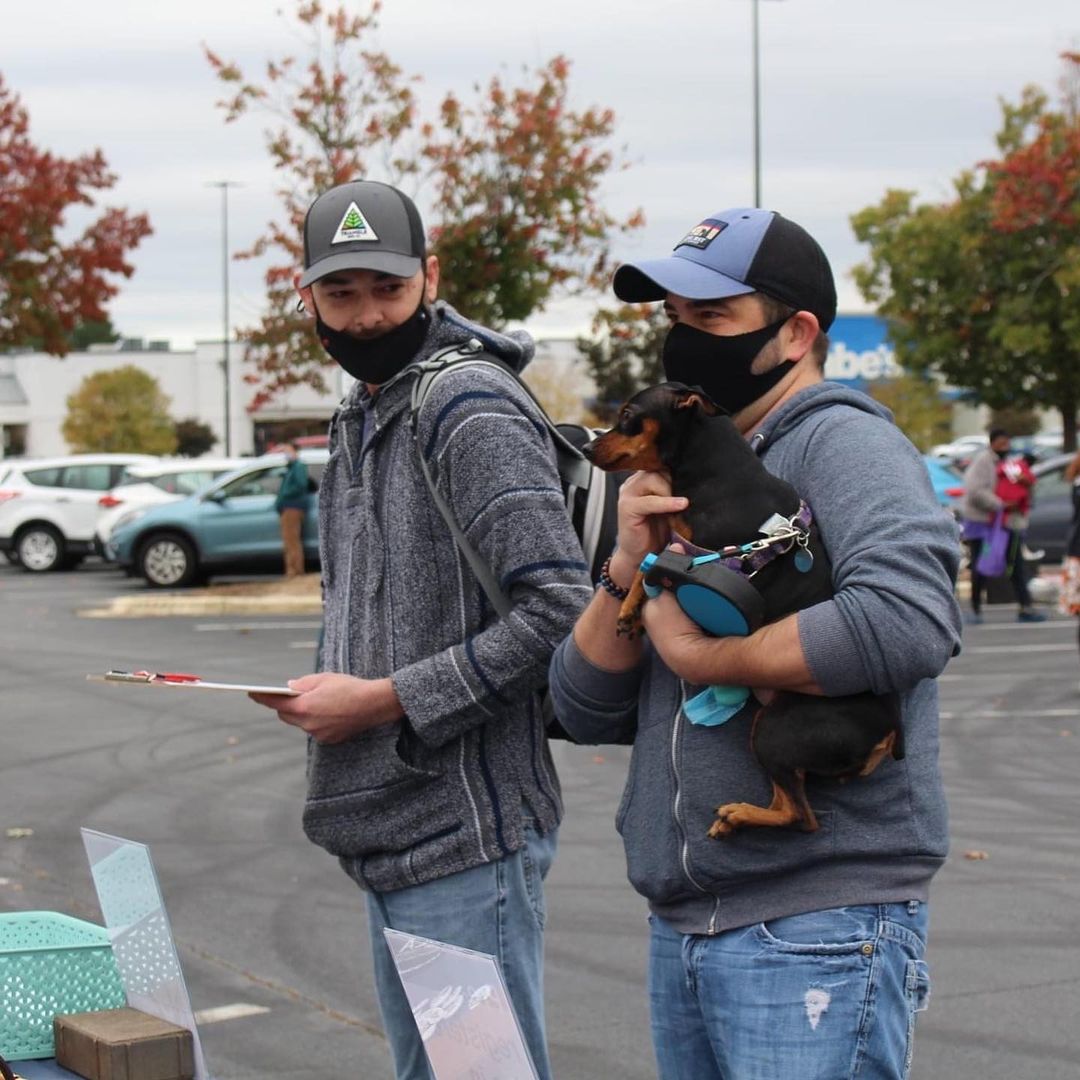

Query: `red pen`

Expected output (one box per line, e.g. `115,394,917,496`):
159,672,201,683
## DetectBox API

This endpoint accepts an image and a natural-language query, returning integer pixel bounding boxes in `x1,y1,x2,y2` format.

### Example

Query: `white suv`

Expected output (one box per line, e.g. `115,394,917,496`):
0,454,158,571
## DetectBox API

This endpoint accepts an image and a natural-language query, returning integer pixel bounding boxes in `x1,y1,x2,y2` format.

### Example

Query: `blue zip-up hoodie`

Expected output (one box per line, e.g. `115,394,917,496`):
548,383,963,934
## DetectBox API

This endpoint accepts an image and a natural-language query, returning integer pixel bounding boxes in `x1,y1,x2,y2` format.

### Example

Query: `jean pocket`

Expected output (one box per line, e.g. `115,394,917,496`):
903,959,931,1079
518,825,555,931
755,904,882,955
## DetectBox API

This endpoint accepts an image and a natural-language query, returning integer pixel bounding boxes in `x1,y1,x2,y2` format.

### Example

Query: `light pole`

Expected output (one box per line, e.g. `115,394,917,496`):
750,0,784,208
207,180,241,455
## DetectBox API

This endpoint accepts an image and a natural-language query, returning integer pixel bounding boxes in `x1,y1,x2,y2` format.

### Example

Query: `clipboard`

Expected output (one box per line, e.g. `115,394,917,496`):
87,670,300,695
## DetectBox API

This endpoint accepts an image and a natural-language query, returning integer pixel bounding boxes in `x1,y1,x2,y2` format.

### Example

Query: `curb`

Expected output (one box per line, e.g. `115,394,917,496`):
80,594,323,618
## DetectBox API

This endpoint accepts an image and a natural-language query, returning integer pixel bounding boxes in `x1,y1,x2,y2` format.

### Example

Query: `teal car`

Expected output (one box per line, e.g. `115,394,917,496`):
106,450,329,587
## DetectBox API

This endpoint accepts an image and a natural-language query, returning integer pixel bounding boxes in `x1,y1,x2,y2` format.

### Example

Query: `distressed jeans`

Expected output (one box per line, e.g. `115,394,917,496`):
364,823,558,1080
649,901,930,1080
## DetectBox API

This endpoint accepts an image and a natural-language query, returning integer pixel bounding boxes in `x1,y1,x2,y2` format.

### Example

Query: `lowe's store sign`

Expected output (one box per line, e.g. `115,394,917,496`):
824,314,901,388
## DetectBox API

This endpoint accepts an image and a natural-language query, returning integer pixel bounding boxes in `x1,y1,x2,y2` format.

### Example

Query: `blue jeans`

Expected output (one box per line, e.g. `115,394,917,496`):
365,823,558,1080
649,901,930,1080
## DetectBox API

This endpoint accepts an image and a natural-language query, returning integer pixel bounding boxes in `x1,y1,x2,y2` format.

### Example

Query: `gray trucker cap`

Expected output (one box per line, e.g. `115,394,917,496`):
299,180,426,288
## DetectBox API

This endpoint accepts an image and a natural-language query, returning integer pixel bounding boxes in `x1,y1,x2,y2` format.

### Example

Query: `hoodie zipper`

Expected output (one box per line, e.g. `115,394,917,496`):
671,682,722,934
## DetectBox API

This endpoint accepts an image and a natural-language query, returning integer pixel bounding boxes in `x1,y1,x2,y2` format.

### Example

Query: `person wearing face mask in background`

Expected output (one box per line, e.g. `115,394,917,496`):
273,440,310,577
548,208,963,1080
960,429,1047,624
248,180,592,1080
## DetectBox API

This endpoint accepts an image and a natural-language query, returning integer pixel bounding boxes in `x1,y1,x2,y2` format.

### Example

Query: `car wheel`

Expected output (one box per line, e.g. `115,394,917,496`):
16,525,65,572
139,533,199,588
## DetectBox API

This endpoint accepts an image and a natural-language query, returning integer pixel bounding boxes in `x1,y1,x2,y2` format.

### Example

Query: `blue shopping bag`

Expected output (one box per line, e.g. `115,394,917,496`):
975,513,1010,578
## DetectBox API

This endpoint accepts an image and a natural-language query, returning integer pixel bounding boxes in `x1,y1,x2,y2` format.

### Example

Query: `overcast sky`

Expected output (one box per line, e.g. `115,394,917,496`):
4,0,1078,348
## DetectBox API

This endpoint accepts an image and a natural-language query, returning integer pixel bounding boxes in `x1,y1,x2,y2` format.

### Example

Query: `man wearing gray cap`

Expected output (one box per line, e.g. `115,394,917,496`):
548,209,963,1078
250,180,592,1079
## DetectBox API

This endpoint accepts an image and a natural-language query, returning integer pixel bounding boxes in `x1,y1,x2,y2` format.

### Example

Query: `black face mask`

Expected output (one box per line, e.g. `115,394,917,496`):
313,300,431,385
662,317,793,415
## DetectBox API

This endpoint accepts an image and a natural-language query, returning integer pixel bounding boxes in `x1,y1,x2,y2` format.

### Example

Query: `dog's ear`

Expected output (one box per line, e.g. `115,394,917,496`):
674,385,722,416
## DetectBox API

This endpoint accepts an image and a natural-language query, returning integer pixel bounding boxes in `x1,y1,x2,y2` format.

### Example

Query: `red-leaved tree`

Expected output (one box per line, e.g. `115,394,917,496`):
205,0,642,408
0,75,152,355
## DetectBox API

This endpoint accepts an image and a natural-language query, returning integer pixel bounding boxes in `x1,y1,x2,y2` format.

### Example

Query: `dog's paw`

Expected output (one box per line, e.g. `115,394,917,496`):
707,817,734,839
708,805,743,838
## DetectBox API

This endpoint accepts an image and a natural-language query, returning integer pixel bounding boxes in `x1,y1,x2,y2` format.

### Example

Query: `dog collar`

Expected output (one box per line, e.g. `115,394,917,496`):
671,500,814,579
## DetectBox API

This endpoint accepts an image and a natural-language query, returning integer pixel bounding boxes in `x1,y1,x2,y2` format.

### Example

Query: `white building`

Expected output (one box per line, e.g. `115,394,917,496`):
0,338,348,459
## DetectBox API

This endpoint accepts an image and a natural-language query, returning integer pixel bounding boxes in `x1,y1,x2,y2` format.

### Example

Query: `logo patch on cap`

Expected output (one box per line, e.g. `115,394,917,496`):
675,218,727,252
331,202,380,244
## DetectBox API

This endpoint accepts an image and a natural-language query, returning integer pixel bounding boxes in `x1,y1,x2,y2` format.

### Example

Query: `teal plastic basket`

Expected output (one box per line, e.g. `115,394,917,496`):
0,911,126,1059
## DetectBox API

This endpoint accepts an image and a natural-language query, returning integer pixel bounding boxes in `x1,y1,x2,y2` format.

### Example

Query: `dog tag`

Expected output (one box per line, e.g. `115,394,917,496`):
794,547,814,573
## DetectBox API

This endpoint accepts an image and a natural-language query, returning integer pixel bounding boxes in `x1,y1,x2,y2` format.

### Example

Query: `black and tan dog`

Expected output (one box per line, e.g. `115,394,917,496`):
585,381,902,837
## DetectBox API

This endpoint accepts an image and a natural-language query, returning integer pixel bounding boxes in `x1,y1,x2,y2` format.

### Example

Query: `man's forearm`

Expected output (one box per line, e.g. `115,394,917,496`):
572,549,645,673
643,592,824,695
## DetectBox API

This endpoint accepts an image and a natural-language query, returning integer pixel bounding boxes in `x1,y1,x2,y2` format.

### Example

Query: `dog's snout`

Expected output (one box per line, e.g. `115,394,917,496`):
582,439,596,461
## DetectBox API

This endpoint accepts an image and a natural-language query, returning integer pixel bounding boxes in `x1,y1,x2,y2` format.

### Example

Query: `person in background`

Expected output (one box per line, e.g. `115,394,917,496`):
274,441,310,577
1059,450,1080,684
960,429,1046,623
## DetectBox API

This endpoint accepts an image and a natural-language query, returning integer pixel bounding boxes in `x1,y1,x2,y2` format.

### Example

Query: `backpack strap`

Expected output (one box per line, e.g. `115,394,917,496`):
407,340,594,619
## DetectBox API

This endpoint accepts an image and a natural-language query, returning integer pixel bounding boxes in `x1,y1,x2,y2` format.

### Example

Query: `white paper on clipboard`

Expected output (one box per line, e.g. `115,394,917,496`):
87,671,299,695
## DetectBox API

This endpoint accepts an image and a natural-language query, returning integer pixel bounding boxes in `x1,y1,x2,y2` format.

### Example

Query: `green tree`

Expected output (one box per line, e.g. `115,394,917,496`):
867,375,953,452
63,367,177,454
70,319,120,350
851,53,1080,451
577,304,667,423
205,0,641,408
173,418,219,458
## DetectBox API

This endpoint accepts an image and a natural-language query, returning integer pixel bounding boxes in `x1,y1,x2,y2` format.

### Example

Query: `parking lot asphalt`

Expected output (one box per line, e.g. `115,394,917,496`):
2,559,1079,1079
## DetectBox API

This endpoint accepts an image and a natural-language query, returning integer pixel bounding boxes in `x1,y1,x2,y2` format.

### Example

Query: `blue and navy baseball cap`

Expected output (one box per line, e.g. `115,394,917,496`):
613,208,837,331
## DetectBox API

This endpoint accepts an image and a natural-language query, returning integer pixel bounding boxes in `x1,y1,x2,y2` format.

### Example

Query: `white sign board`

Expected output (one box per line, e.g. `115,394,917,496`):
383,929,538,1080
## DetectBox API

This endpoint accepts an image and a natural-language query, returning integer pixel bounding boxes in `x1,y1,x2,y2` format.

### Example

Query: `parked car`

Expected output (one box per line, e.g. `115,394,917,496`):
928,434,988,471
95,457,248,549
922,455,965,516
0,453,159,571
105,449,329,587
1025,452,1076,565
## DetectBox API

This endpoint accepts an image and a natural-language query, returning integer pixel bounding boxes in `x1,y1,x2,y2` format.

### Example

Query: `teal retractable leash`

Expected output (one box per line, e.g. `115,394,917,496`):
640,502,815,726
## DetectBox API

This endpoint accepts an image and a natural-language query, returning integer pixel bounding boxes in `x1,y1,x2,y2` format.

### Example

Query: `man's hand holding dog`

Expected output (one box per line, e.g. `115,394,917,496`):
607,470,689,590
249,673,405,744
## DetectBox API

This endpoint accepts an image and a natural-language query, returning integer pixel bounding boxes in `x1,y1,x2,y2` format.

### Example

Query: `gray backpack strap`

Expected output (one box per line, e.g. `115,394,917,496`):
408,339,596,618
407,342,513,619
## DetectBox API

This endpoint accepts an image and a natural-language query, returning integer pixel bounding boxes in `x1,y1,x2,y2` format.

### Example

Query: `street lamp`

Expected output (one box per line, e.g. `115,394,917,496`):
749,0,784,208
206,180,242,455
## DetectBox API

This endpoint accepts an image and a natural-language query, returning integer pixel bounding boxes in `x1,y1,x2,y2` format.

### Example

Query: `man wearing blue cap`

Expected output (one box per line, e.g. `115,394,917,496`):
548,209,963,1078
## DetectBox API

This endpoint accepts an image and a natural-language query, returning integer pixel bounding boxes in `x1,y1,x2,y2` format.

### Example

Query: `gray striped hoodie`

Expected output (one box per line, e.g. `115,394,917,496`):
305,302,593,892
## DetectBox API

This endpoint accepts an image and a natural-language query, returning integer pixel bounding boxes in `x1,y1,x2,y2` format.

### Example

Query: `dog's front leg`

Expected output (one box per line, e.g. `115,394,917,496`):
616,571,648,639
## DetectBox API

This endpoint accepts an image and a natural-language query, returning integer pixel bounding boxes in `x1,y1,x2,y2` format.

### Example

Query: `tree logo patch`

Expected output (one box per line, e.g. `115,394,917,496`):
332,203,379,243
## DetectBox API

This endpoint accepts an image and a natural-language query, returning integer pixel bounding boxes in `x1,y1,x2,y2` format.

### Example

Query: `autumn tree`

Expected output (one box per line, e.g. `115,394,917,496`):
867,375,953,452
852,53,1080,451
577,304,667,423
63,367,177,454
205,0,641,407
0,76,151,355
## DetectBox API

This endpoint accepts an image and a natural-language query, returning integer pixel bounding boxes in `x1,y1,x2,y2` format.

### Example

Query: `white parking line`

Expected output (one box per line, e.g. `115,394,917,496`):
958,643,1076,654
194,1003,271,1025
289,640,319,649
968,619,1074,631
194,622,322,632
940,709,1080,720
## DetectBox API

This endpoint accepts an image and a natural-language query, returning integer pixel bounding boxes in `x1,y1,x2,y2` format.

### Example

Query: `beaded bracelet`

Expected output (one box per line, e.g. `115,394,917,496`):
597,554,630,601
